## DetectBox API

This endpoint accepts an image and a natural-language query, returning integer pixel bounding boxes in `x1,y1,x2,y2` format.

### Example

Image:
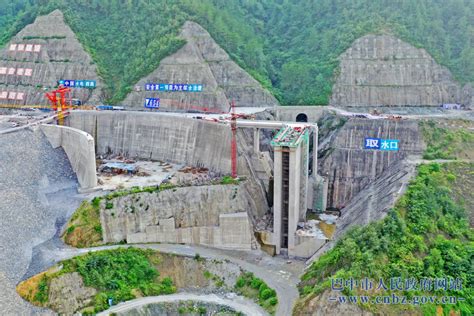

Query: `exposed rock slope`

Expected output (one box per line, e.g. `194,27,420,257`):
0,10,103,105
123,21,279,111
331,34,471,107
100,183,256,250
319,117,425,209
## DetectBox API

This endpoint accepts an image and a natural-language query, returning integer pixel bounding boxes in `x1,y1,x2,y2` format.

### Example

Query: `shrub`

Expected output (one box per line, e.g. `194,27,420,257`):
66,225,76,235
259,283,268,295
33,276,48,304
268,297,278,306
105,202,113,209
92,197,101,208
235,276,246,288
260,288,274,300
93,293,109,312
94,224,102,233
250,277,263,289
220,175,239,185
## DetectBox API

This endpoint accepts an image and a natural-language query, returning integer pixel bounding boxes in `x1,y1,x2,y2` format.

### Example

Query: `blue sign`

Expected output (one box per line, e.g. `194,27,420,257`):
145,98,160,109
365,138,399,151
60,80,96,89
381,139,399,151
365,138,381,149
145,83,203,92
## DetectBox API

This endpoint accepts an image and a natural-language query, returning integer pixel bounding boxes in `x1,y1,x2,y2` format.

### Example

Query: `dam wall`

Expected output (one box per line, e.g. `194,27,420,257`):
40,124,97,189
68,111,232,174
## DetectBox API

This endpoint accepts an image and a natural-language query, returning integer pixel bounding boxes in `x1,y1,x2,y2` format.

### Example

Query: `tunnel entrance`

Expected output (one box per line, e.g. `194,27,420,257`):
296,113,308,122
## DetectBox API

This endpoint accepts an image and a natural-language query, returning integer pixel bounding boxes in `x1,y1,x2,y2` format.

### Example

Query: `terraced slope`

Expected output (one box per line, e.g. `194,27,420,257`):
0,10,103,106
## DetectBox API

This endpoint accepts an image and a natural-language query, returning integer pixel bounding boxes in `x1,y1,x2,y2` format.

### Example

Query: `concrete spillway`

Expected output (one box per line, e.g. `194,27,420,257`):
68,111,233,173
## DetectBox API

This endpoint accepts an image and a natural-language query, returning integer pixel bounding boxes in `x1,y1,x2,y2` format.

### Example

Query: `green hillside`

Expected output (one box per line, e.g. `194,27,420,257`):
298,162,473,315
0,0,472,104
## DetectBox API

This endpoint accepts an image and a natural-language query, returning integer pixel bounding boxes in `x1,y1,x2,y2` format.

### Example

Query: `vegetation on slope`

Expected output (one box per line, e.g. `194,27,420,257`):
235,272,278,315
18,248,280,315
62,198,102,248
297,162,473,315
421,120,474,160
1,0,472,104
18,248,176,314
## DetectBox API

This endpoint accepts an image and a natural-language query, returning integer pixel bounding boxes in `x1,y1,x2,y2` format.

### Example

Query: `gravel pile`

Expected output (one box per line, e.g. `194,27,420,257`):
0,128,83,315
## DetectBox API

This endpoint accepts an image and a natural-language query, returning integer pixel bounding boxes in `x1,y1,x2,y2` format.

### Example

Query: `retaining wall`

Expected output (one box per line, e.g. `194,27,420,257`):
127,213,253,251
40,124,97,189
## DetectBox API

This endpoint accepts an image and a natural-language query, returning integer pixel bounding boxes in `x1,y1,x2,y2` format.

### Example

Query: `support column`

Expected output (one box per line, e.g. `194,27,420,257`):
254,128,260,154
312,126,318,176
288,146,301,256
273,147,283,255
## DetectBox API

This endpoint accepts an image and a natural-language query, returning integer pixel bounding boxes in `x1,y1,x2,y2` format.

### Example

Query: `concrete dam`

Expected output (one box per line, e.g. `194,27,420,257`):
68,111,233,174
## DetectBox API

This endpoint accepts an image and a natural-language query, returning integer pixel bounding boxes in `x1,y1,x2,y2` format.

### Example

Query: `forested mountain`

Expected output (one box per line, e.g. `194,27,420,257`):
1,0,472,104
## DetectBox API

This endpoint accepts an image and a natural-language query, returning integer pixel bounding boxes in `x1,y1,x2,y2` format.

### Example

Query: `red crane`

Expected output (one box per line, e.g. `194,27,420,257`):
45,85,72,125
45,85,72,111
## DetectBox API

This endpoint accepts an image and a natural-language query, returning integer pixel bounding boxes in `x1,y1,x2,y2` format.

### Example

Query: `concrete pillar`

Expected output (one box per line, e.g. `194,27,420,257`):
301,131,309,221
273,147,283,255
254,128,260,154
312,126,318,176
288,146,301,256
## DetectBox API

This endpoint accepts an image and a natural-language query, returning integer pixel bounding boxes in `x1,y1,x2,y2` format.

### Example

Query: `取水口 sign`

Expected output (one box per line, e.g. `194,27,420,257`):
364,138,399,151
145,83,203,92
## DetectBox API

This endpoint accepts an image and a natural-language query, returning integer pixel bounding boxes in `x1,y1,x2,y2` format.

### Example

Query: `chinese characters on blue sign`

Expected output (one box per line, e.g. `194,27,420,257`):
145,83,203,92
59,80,96,89
144,98,160,109
365,138,399,151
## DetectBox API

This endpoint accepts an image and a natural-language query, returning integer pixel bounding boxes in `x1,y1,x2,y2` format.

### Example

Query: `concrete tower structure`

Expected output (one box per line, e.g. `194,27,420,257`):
272,124,322,257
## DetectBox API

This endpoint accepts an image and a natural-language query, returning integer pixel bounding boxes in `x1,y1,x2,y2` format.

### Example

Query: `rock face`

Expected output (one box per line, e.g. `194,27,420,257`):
123,21,279,111
47,272,97,315
318,117,425,209
152,254,241,291
331,34,471,107
0,10,103,106
332,159,416,239
101,183,256,250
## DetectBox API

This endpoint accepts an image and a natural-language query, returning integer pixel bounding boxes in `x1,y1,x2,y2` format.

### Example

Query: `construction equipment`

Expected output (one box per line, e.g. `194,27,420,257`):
45,85,72,125
160,98,227,114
